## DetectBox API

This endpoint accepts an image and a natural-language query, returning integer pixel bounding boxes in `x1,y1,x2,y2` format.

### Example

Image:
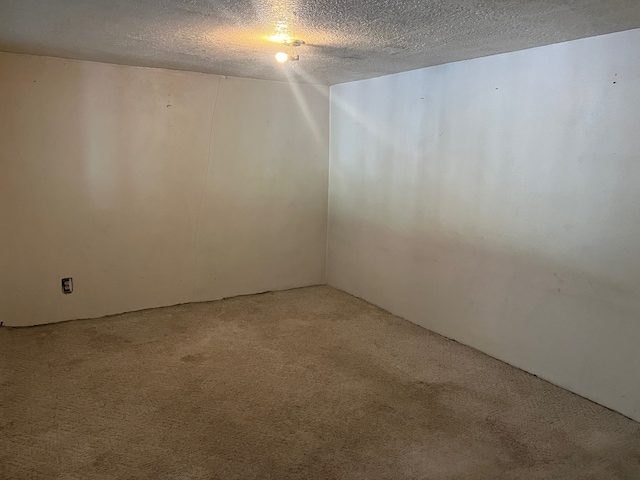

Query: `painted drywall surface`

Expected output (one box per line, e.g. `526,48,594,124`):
0,52,329,326
328,28,640,421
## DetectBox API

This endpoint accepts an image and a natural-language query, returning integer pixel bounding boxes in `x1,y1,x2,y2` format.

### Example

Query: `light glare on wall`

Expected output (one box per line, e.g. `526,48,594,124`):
275,52,289,63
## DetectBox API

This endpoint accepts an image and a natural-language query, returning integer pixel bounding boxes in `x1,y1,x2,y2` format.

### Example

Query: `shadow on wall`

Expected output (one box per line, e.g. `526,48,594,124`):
328,211,640,423
28,58,215,314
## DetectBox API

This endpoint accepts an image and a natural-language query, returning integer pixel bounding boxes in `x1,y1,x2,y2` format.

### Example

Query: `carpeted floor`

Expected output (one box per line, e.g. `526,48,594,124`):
1,286,639,479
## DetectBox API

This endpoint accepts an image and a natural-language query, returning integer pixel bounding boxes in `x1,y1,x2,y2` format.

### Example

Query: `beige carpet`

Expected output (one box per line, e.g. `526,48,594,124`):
1,286,639,479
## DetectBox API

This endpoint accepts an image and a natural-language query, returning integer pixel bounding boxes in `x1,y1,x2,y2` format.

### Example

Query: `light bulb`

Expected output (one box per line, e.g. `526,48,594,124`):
275,52,288,63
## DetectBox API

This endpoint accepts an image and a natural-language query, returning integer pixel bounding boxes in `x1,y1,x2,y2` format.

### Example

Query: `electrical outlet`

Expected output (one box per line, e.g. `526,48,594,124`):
61,277,73,294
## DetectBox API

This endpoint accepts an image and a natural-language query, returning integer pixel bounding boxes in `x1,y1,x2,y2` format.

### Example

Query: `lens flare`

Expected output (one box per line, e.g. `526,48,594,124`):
268,34,291,43
275,52,289,63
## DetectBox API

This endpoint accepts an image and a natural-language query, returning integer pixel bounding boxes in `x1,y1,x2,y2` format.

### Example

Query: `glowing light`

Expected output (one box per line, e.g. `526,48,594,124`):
268,33,291,43
275,52,289,63
268,19,290,43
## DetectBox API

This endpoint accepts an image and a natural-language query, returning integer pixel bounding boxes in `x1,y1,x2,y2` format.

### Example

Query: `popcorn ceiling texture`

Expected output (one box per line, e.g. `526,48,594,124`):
1,0,640,84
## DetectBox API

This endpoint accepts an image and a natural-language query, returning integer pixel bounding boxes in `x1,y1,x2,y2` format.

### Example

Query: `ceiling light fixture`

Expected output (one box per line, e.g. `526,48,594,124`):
274,39,305,63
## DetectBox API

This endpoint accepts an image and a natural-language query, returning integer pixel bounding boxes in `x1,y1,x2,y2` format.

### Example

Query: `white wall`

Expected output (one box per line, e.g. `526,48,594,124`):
328,28,640,421
0,52,329,327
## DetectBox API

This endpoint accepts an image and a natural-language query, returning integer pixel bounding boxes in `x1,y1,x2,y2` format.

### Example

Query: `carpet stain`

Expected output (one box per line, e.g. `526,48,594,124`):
88,332,132,350
181,353,205,363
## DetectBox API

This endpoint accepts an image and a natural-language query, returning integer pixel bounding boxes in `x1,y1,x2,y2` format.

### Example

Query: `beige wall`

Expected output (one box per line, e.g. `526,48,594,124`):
328,28,640,421
0,52,329,326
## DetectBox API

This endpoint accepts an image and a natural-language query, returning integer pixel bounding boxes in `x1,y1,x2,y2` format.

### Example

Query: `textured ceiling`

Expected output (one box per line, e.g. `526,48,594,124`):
1,0,640,85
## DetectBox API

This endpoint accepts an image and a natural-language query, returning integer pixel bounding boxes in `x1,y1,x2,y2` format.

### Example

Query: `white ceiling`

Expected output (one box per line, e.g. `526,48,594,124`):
1,0,640,85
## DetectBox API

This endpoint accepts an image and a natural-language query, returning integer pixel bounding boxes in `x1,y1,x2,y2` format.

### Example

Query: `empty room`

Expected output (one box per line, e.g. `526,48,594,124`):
1,0,640,478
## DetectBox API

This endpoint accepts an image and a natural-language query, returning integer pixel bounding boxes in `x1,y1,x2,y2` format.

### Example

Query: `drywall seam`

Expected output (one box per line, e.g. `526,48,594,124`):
324,87,333,284
193,76,223,296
